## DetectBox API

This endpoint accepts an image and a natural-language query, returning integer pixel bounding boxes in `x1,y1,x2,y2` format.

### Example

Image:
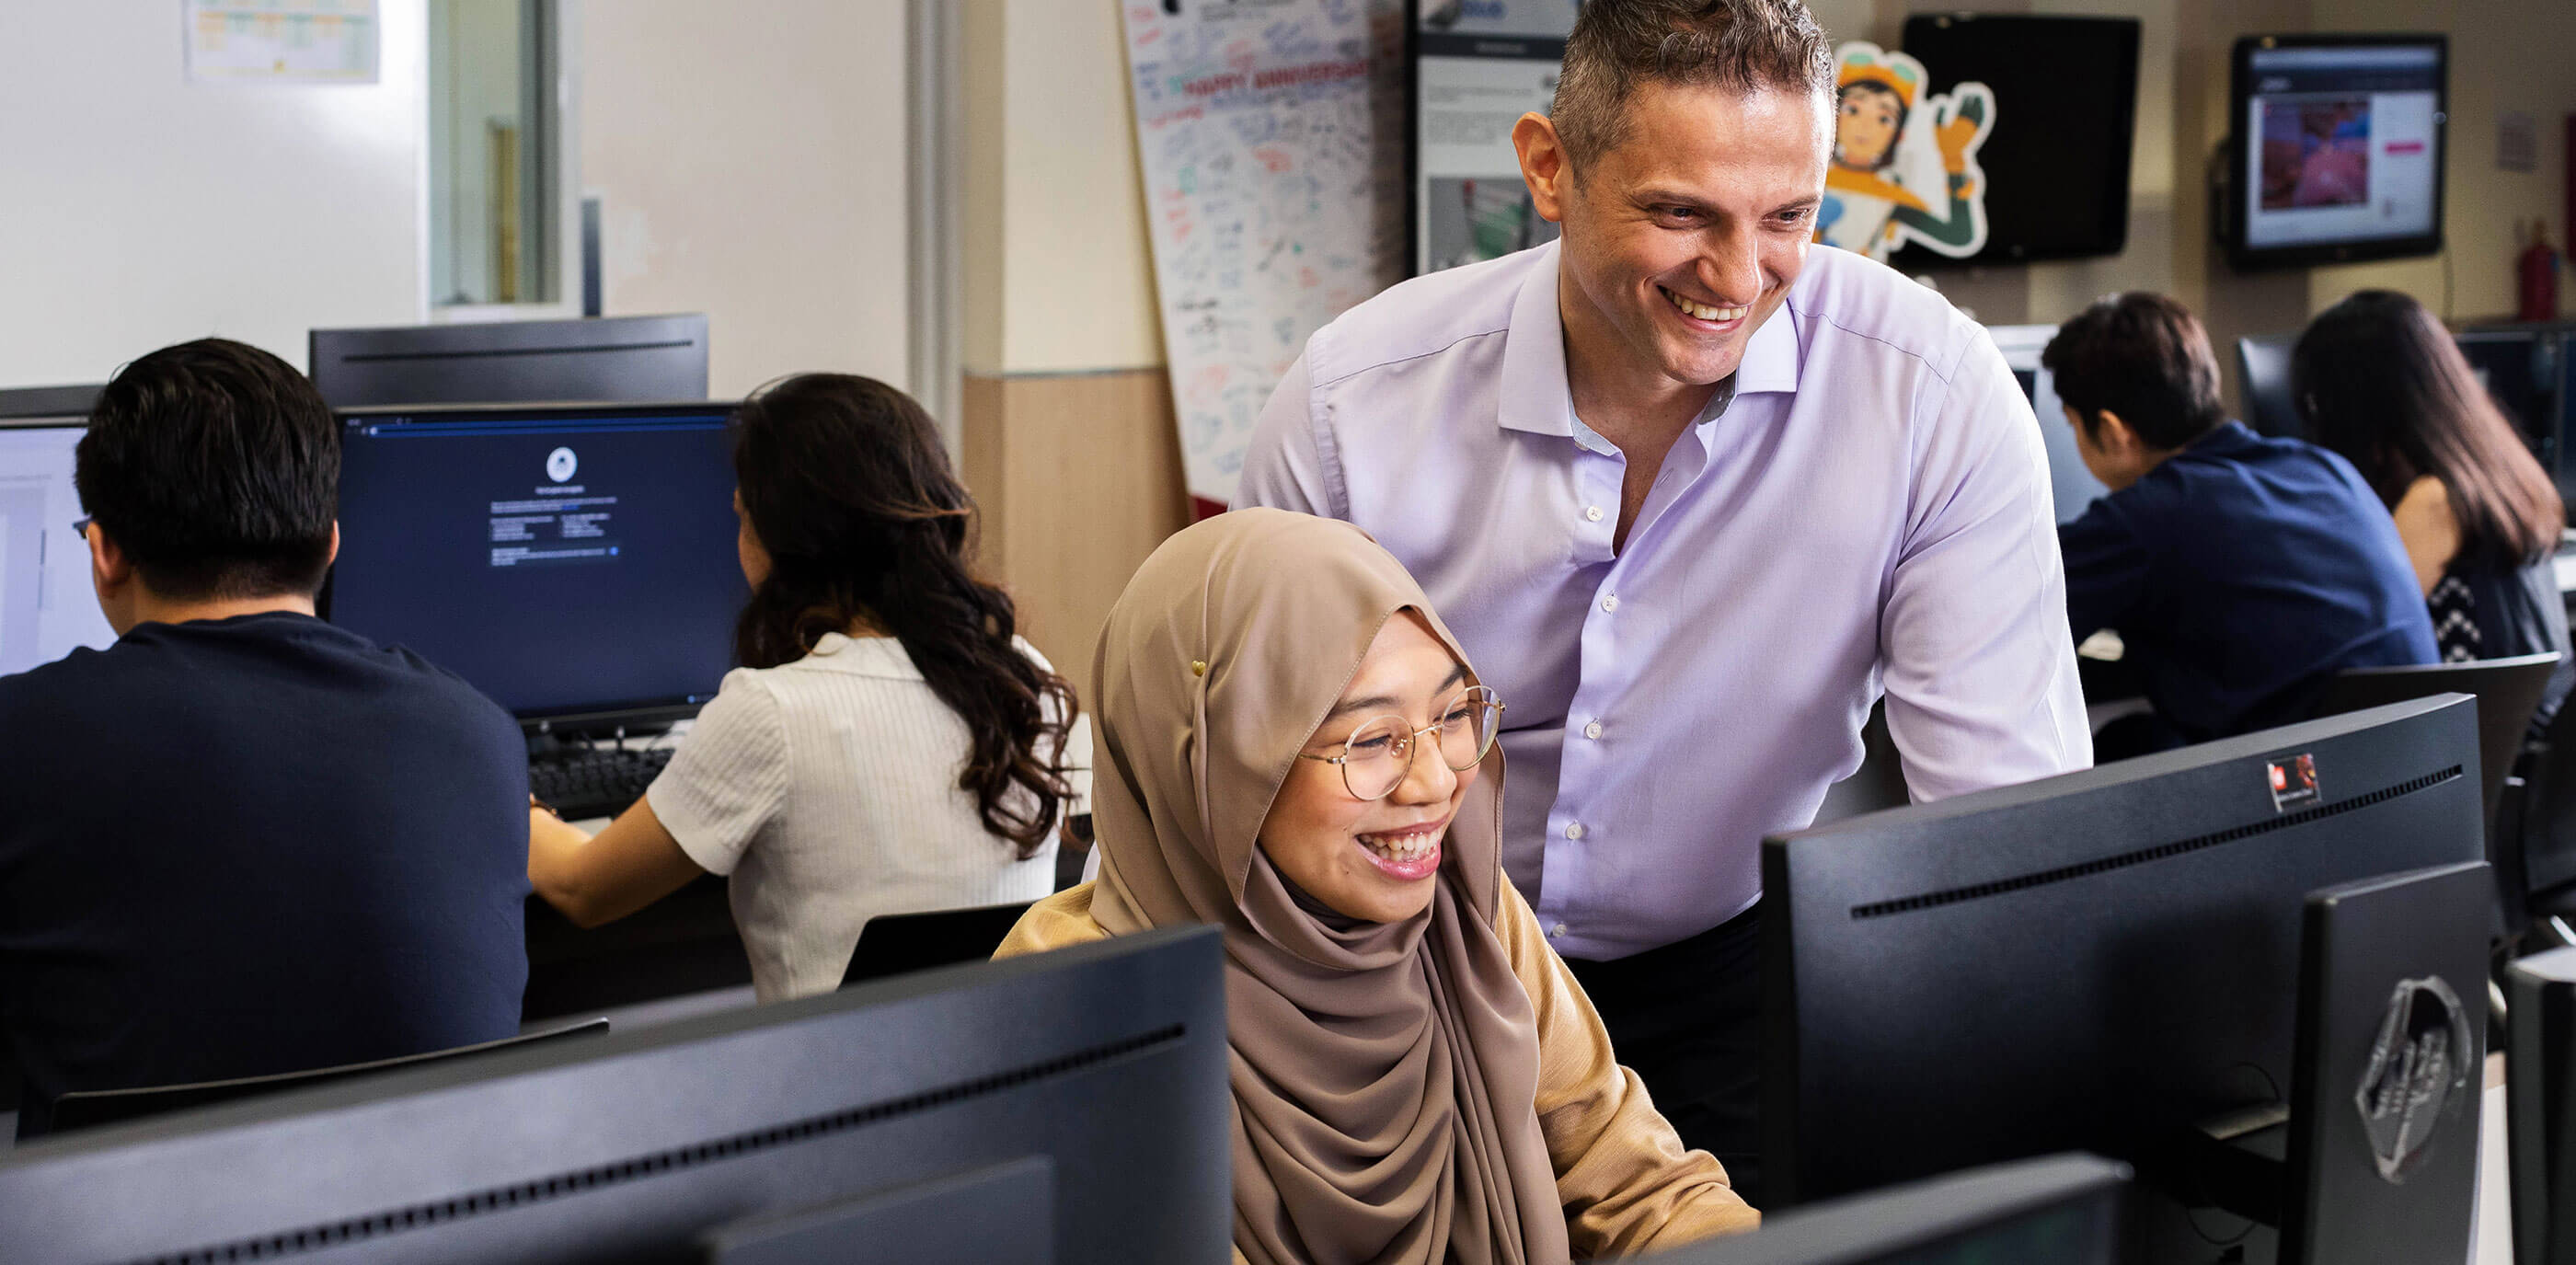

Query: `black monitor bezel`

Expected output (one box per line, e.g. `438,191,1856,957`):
0,385,101,421
1651,1153,2130,1265
0,925,1230,1265
307,314,710,409
327,399,743,730
2224,32,2448,273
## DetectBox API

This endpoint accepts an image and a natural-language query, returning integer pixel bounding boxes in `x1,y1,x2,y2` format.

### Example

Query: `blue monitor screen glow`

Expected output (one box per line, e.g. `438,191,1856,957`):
0,422,117,677
328,405,744,720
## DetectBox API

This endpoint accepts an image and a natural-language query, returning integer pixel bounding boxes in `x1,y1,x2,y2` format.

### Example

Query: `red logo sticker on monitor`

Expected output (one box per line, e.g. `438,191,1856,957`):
2269,753,2320,811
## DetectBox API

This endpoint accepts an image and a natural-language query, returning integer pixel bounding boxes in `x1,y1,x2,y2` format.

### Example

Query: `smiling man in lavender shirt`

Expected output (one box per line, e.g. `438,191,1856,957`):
1236,0,2088,1201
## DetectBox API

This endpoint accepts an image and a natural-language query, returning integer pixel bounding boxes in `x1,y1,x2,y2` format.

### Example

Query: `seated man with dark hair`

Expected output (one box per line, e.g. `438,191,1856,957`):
2047,293,2435,758
0,339,529,1136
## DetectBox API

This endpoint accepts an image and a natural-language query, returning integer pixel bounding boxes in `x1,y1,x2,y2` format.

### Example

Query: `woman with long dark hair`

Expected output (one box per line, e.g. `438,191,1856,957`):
528,374,1086,1001
2293,289,2573,730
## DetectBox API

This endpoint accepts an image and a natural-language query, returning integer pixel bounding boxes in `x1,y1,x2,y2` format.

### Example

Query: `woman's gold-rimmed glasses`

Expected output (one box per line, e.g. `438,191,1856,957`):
1296,685,1503,801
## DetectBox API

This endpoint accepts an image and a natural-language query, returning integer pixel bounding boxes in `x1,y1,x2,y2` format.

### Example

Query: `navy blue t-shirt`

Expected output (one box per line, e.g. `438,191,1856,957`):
2061,422,2438,742
0,612,528,1132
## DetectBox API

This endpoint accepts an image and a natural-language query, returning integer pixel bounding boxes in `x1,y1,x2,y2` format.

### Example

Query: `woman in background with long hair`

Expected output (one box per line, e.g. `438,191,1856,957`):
528,374,1087,1001
2294,290,2572,732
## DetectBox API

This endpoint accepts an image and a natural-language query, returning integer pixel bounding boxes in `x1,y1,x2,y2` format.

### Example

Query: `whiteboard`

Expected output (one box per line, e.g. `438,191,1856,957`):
0,1,427,386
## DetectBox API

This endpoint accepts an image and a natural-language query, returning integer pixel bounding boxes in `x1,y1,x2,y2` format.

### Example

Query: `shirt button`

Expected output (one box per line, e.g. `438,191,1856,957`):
1549,923,1568,939
1600,594,1619,614
1564,822,1586,840
1584,505,1604,523
1583,720,1604,741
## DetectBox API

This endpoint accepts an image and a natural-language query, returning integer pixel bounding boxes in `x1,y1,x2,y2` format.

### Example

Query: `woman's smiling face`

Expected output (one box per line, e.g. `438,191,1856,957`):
1258,612,1479,924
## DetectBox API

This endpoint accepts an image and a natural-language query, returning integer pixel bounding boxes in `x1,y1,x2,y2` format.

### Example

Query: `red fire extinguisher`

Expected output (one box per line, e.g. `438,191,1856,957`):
2521,219,2561,323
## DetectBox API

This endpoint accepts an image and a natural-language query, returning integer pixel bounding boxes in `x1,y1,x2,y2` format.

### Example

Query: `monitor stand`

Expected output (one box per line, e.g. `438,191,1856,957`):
2161,863,2490,1265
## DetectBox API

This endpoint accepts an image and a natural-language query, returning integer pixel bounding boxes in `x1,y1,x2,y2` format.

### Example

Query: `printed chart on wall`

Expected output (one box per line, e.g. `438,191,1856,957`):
186,0,380,86
1121,0,1409,508
1413,1,1580,274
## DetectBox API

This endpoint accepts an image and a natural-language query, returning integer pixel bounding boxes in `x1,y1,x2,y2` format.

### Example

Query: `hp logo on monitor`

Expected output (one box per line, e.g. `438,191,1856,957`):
546,447,579,482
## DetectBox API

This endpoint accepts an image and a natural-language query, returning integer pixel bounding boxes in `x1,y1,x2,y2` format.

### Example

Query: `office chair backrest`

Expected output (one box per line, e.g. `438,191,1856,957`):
2309,656,2560,831
35,1018,611,1139
842,903,1037,988
2237,333,2303,437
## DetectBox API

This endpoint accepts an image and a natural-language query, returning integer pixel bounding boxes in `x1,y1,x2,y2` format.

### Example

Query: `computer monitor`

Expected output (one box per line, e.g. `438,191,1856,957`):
308,314,710,408
326,402,744,725
2237,332,2303,438
1764,696,2484,1215
0,925,1231,1265
2225,35,2446,270
0,420,117,677
1986,325,2109,523
1645,1154,2128,1265
2455,327,2563,479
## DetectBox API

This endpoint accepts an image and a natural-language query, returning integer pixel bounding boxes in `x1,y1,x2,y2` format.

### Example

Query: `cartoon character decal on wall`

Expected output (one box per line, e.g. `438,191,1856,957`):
1817,42,1995,261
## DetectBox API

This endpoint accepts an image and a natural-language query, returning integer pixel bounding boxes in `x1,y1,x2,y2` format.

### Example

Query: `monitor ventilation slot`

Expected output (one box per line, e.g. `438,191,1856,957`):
124,1023,1189,1265
1849,765,2463,920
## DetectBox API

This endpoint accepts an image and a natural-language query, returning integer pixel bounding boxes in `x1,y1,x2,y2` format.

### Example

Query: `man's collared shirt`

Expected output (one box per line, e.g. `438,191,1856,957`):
1238,240,2090,960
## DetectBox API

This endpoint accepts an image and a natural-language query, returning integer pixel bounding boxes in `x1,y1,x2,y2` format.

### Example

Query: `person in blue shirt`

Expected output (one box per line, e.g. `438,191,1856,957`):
0,339,531,1136
2047,293,2436,758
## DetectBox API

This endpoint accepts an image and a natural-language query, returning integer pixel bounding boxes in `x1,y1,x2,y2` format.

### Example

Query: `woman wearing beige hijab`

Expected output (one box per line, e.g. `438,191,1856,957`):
997,509,1755,1264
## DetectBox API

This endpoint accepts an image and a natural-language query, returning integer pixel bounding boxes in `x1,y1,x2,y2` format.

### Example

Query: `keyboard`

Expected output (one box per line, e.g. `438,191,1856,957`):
530,747,676,822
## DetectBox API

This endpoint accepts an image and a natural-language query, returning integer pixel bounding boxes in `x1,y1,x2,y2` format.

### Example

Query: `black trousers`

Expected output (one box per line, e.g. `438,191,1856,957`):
1561,901,1765,1207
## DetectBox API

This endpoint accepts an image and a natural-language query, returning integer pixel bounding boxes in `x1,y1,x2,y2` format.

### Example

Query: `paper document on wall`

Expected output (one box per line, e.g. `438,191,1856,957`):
1121,0,1409,506
187,0,381,85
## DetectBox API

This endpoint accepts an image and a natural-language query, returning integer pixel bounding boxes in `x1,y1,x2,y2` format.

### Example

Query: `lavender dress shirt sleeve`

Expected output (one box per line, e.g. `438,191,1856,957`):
1878,324,2093,801
1239,351,1333,517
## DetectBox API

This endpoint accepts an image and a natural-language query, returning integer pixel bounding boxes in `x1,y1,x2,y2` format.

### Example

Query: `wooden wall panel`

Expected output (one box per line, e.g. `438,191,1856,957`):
961,369,1191,684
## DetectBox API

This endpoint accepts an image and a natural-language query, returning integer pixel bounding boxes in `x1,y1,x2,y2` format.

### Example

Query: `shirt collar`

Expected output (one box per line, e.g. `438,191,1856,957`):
1495,240,1803,438
1497,241,1573,436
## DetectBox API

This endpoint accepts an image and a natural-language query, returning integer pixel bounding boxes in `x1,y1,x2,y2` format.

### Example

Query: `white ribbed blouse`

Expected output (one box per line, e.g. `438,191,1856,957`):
647,632,1092,1002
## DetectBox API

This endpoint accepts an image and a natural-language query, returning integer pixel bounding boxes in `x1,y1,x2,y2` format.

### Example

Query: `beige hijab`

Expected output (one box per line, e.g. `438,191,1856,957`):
1087,508,1570,1265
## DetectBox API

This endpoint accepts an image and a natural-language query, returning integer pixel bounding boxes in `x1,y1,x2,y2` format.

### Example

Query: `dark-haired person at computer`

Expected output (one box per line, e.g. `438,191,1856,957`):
0,339,530,1137
525,374,1089,1003
2294,289,2575,735
2046,293,2437,760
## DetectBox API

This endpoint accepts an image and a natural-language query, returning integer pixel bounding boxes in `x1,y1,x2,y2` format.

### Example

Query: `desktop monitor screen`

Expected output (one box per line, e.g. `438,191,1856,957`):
1764,696,2484,1210
308,314,710,408
328,403,744,720
2227,35,2446,270
0,421,117,676
0,926,1232,1265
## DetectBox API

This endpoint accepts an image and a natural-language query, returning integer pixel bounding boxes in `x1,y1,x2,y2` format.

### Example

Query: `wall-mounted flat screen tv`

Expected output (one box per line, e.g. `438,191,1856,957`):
2225,34,2446,271
1893,14,2142,267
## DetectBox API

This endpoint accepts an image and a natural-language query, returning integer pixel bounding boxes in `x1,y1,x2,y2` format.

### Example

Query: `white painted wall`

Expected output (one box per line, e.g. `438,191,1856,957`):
577,0,913,399
0,1,430,387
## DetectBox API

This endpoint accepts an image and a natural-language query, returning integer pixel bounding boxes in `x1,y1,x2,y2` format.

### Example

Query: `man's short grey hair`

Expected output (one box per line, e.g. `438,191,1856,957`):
1550,0,1834,171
